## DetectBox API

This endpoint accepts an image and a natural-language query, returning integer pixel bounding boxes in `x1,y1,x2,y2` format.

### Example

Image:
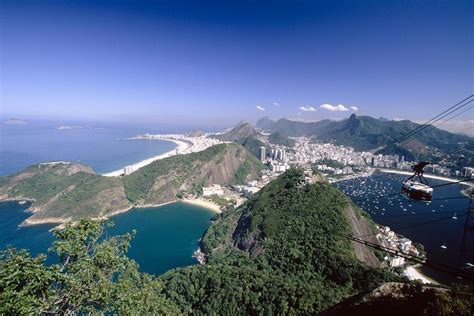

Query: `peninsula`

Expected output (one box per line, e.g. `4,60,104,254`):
0,143,263,226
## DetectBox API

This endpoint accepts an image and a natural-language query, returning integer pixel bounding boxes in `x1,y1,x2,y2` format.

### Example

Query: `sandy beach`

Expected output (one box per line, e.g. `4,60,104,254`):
404,265,437,284
102,138,190,177
182,198,221,213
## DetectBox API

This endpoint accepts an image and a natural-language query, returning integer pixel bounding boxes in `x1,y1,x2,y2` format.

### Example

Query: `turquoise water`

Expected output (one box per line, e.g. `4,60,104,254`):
0,201,215,275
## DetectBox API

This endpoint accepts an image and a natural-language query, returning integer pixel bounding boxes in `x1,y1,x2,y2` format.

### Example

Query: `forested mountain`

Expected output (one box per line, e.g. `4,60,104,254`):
0,144,263,225
160,169,398,313
257,115,474,164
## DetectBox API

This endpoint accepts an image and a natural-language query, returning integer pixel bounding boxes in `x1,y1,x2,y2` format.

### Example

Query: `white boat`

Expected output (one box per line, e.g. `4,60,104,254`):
441,243,447,249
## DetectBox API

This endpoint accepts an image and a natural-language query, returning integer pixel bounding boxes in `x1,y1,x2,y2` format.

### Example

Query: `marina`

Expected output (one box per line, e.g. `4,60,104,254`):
335,171,473,284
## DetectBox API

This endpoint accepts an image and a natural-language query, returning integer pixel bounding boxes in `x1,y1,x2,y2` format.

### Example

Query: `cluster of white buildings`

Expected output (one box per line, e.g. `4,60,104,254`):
280,137,471,179
376,225,421,268
287,138,371,167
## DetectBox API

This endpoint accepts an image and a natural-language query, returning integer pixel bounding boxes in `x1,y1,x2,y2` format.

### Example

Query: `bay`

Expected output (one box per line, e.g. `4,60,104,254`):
0,201,215,275
335,172,473,284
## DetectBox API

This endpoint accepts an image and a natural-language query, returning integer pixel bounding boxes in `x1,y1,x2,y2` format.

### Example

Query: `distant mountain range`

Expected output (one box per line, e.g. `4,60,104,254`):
257,114,473,164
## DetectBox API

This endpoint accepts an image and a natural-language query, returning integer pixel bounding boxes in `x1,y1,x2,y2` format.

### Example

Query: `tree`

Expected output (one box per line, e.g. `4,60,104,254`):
0,219,179,314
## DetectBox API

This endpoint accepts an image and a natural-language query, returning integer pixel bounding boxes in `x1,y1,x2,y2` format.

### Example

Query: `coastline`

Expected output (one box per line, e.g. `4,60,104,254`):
11,198,220,228
404,265,438,285
182,198,221,213
102,138,190,177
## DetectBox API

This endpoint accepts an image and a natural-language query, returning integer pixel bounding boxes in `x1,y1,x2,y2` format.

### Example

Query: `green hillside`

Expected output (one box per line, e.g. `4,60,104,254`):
0,162,129,224
268,132,295,147
0,144,263,225
123,143,263,204
160,169,397,314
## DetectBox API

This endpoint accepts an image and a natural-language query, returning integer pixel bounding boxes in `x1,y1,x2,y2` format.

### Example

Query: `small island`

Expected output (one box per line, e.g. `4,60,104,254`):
3,118,27,125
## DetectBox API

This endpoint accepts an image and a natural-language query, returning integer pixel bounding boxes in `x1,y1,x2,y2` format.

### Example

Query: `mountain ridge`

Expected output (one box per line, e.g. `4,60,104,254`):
256,115,473,165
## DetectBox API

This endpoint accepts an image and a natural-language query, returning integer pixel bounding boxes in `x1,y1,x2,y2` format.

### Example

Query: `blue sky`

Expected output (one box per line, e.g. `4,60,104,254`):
1,0,472,127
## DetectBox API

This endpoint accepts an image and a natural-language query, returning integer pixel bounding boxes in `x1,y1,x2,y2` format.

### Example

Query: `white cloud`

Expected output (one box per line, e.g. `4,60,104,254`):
273,102,280,107
299,106,317,112
350,106,359,111
320,104,349,112
256,105,265,111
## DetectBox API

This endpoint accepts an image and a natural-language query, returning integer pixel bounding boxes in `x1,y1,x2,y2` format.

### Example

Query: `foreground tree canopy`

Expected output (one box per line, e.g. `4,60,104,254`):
0,220,179,314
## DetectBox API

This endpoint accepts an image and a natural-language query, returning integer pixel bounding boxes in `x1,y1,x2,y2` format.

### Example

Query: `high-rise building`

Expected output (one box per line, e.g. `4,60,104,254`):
259,146,266,162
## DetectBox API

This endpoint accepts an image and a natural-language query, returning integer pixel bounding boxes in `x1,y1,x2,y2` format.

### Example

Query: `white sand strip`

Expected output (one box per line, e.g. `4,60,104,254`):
102,139,190,177
404,266,435,284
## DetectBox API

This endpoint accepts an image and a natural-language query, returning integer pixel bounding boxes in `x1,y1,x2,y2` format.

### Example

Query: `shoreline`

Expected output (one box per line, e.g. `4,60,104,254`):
102,138,190,177
182,198,221,213
8,197,220,228
404,265,438,285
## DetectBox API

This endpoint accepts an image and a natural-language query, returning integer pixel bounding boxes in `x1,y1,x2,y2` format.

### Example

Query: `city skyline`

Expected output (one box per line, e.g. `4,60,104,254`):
1,0,473,127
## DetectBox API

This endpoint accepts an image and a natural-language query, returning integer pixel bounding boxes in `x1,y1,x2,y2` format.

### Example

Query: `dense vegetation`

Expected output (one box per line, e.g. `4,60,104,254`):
160,169,399,313
268,132,296,147
0,220,178,314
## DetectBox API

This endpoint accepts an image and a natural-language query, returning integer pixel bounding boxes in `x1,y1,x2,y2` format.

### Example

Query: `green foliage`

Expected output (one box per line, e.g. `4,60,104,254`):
268,132,295,147
0,219,179,314
0,249,57,314
233,152,264,185
161,169,398,314
123,144,227,204
235,136,270,159
123,143,262,204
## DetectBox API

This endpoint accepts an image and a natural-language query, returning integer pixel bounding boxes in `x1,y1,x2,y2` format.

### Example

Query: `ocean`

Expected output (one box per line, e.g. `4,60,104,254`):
335,172,474,284
0,121,176,176
0,120,215,275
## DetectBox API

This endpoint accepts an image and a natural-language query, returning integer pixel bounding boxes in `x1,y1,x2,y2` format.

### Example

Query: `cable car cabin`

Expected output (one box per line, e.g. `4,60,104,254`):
402,180,433,201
